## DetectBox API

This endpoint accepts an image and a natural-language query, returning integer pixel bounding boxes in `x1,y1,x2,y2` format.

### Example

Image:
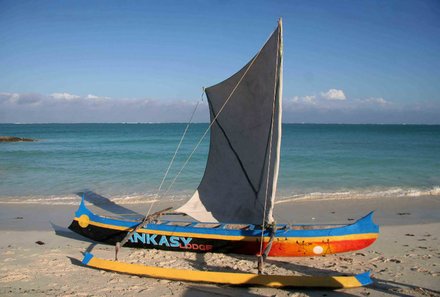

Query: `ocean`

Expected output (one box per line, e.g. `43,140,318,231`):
0,123,439,205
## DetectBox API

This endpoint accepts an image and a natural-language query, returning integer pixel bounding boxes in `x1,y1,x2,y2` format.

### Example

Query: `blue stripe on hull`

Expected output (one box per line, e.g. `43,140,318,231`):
75,197,379,238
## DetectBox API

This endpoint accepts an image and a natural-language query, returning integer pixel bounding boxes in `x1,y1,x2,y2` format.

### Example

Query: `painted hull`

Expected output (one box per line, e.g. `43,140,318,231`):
82,253,372,288
69,199,379,257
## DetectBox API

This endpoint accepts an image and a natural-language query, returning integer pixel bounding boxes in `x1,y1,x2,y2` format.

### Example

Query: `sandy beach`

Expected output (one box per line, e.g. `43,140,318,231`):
1,195,439,297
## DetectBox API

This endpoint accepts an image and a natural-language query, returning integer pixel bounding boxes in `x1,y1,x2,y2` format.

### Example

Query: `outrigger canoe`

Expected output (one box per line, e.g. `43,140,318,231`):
71,19,377,289
69,197,379,257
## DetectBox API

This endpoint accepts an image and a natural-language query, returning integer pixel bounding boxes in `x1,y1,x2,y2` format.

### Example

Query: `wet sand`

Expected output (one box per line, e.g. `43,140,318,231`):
0,195,439,296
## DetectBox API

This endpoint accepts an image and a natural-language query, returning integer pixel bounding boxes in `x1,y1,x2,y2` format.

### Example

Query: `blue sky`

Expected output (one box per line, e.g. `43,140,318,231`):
0,0,439,123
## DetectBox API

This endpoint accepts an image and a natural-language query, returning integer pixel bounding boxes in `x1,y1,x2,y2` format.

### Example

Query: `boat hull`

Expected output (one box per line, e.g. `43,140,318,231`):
69,199,379,257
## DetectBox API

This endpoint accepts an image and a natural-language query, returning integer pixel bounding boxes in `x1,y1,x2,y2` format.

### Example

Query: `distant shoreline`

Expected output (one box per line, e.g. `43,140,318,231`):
0,136,35,142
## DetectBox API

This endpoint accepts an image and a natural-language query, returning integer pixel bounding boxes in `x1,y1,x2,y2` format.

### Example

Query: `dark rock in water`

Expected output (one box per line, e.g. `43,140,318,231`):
35,241,45,245
0,136,35,142
15,217,23,220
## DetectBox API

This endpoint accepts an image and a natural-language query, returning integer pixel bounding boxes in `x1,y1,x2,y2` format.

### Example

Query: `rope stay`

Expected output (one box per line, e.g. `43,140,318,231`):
115,90,203,259
143,92,203,220
156,100,201,195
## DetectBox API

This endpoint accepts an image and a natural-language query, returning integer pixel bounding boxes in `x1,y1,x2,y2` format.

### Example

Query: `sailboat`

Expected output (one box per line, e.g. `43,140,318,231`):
71,20,378,288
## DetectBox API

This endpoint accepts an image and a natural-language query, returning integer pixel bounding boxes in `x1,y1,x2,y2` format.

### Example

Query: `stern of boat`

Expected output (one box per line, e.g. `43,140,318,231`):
68,195,130,244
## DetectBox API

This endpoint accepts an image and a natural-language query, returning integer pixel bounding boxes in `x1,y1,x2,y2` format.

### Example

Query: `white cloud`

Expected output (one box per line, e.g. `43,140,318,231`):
290,95,316,105
320,89,346,100
0,92,209,123
0,92,19,104
1,91,438,124
0,92,42,105
277,89,440,123
86,94,100,99
362,97,389,106
51,92,81,101
284,89,397,115
86,94,110,100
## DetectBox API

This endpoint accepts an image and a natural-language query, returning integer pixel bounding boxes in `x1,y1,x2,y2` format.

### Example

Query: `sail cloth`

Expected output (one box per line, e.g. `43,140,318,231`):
177,21,283,225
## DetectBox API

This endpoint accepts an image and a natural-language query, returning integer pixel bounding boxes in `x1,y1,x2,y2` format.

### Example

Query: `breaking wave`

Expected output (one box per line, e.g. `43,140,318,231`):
276,186,440,204
1,186,439,205
0,193,186,205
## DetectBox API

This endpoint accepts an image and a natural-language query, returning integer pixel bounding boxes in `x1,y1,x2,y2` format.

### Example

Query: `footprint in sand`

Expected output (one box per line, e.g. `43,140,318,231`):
3,258,15,262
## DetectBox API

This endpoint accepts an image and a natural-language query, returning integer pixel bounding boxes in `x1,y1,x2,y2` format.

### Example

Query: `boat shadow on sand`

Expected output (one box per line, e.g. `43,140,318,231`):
51,191,141,243
181,280,440,297
369,278,440,297
184,253,439,297
51,221,96,243
75,191,142,218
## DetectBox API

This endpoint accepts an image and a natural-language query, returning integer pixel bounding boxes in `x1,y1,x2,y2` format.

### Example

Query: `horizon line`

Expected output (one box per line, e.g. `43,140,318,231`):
1,122,439,126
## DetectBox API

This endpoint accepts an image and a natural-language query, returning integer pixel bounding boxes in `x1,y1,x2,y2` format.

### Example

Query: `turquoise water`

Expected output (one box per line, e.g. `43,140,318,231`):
0,124,439,203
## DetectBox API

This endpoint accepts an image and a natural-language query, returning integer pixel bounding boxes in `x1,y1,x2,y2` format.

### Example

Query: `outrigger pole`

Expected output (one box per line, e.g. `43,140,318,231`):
257,222,277,274
115,206,172,260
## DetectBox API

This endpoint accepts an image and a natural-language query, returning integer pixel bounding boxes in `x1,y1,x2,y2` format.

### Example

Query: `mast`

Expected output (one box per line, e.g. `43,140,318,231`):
266,18,283,224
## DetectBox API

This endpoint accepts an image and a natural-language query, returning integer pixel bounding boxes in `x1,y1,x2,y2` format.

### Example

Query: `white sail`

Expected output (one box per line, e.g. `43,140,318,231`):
177,21,283,224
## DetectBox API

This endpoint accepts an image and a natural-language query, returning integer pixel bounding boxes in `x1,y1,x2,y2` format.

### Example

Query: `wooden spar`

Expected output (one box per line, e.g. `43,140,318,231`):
115,207,173,260
258,222,277,274
258,17,283,274
82,253,372,288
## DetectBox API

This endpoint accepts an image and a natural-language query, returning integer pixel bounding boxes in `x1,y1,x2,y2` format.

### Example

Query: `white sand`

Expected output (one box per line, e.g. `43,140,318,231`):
0,195,439,297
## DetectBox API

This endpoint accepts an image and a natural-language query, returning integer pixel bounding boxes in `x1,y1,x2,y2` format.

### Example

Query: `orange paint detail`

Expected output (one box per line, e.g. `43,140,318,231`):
267,238,377,257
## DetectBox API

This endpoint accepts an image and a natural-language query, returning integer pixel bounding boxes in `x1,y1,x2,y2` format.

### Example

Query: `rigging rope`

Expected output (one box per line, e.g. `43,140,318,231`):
114,90,203,260
144,91,203,219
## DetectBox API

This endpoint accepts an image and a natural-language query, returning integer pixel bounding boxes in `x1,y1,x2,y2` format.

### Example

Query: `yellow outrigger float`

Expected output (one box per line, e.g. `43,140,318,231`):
82,253,372,289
